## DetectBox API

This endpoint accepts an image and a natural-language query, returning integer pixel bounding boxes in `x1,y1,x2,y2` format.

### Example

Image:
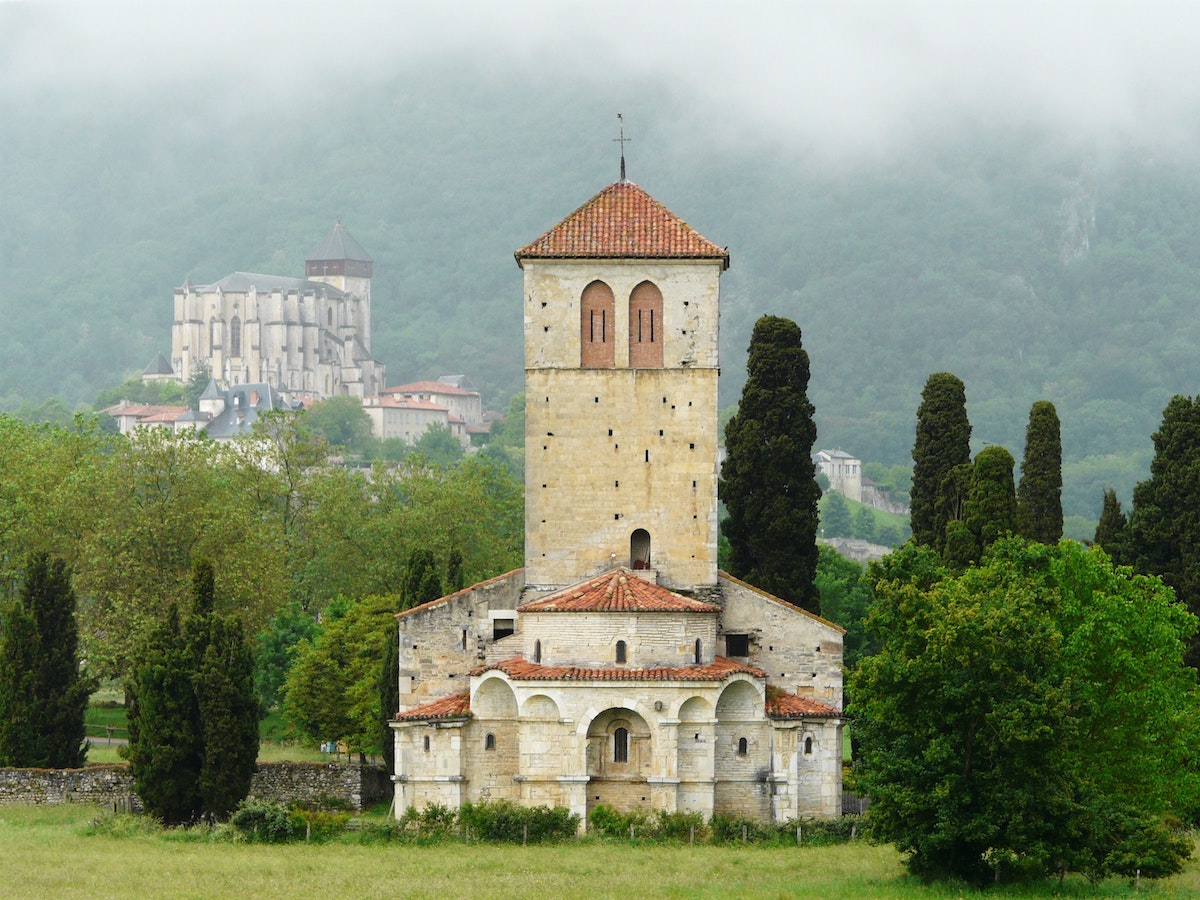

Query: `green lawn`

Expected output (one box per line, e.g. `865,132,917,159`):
0,805,1196,899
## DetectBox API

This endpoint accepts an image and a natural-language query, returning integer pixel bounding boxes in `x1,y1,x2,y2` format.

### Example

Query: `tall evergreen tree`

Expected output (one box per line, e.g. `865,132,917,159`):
125,604,203,825
1016,400,1063,544
125,559,258,823
720,315,822,612
964,445,1017,555
403,548,444,609
1094,488,1130,564
1127,394,1200,667
378,629,399,776
0,554,94,768
910,373,971,550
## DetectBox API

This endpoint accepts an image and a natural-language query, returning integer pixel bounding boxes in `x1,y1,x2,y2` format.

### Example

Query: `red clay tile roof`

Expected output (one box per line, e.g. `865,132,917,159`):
766,685,841,719
520,568,722,614
472,655,764,682
515,181,730,269
393,690,471,722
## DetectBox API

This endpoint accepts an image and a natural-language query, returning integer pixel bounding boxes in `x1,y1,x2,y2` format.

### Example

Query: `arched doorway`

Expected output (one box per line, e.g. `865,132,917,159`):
630,529,651,570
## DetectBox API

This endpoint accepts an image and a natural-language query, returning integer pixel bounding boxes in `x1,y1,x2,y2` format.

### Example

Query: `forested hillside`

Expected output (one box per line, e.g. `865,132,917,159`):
4,50,1200,520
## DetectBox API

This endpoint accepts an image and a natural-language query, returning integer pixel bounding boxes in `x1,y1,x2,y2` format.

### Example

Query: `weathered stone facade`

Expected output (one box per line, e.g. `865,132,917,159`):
391,177,845,830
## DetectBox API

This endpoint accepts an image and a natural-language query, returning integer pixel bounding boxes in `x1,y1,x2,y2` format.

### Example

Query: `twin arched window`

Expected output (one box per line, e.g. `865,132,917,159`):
580,281,663,368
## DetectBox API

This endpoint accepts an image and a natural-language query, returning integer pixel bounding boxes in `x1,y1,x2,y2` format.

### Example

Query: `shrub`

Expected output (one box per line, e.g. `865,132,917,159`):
229,799,299,843
459,800,578,843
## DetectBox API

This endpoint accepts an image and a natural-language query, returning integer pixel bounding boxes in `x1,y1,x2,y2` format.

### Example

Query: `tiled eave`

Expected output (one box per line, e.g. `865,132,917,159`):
472,655,764,683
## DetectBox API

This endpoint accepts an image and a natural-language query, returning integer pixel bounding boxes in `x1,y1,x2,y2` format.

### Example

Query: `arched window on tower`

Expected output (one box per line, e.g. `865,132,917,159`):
615,640,627,664
631,529,651,570
230,315,242,358
628,281,663,368
580,281,615,368
694,639,702,665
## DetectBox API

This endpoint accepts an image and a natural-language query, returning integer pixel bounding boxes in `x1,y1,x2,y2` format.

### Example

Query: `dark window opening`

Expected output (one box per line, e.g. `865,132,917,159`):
423,735,430,752
616,640,627,664
694,639,702,664
486,733,496,751
738,737,748,756
493,619,515,640
534,640,542,663
726,633,750,657
614,727,629,763
804,736,814,755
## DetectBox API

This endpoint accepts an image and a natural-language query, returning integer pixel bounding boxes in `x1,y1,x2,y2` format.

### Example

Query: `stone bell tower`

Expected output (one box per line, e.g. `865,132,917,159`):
515,178,730,592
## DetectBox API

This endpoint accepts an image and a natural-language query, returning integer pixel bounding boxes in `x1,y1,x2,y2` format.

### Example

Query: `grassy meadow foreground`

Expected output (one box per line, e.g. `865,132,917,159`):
1,805,1198,899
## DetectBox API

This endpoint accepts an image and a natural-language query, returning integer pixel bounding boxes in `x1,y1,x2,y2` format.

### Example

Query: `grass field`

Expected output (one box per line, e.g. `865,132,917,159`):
0,804,1197,899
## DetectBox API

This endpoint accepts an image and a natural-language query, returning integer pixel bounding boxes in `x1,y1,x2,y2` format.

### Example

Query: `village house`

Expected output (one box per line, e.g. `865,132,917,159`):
389,172,845,829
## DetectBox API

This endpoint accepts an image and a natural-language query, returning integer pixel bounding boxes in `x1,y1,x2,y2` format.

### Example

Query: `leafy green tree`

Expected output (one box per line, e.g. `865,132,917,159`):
254,603,320,713
125,560,258,824
852,539,1200,885
283,594,400,759
1126,394,1200,667
910,373,970,549
720,316,822,612
302,395,373,455
820,490,852,539
1093,488,1131,564
412,422,464,466
1016,401,1063,544
0,554,96,768
852,505,877,543
813,545,872,668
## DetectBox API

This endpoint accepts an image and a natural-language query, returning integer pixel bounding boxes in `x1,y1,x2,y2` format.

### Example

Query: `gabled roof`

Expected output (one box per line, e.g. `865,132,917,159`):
514,180,729,269
766,685,841,719
395,568,526,620
393,690,471,722
308,222,372,263
519,568,721,614
473,655,764,683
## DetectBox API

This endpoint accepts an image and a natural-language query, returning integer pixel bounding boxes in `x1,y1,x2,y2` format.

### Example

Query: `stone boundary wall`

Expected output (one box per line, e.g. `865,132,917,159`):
0,762,390,813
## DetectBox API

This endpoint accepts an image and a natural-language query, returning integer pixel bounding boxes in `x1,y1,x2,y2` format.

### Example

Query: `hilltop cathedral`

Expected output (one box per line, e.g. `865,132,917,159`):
389,171,845,828
170,223,386,401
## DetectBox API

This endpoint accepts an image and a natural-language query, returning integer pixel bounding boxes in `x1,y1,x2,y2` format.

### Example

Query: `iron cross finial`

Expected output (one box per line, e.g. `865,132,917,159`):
613,113,630,182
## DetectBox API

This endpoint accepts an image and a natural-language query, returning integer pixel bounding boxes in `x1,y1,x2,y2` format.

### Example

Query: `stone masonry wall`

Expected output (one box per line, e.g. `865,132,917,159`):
0,762,389,813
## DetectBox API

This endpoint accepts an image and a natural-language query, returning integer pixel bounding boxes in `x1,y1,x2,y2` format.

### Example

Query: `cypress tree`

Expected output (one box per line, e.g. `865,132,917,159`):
720,315,822,612
1127,394,1200,666
378,629,399,776
126,559,258,823
403,548,444,609
194,614,258,820
1094,488,1130,564
911,373,971,549
965,445,1017,555
0,554,94,768
125,604,204,825
1016,400,1063,544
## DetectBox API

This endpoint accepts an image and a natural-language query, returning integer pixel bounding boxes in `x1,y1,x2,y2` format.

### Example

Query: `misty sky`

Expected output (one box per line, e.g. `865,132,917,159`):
6,1,1200,159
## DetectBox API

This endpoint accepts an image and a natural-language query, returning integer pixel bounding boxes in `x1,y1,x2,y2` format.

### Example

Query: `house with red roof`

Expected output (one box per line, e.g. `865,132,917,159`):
389,170,844,829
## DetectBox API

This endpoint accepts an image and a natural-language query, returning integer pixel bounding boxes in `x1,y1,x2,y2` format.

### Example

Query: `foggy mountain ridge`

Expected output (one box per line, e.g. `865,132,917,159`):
5,30,1200,521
